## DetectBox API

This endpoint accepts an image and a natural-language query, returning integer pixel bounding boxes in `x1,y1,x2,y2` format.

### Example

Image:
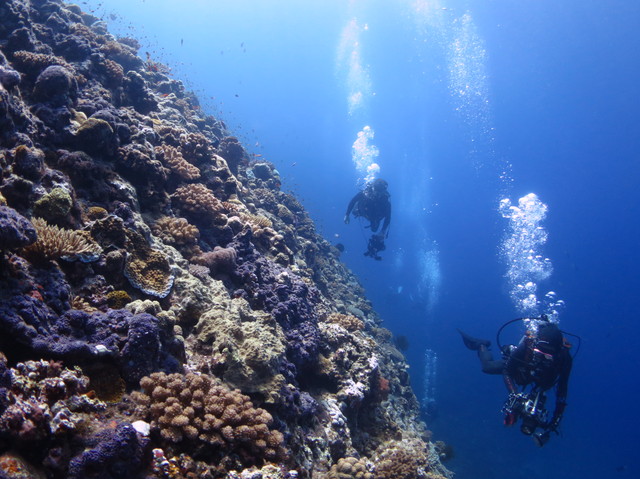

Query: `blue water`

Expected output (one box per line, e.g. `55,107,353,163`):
80,1,640,477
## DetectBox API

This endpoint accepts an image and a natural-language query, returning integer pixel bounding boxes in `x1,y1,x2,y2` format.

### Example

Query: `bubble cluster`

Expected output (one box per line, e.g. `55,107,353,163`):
417,243,441,312
500,193,562,317
352,126,380,184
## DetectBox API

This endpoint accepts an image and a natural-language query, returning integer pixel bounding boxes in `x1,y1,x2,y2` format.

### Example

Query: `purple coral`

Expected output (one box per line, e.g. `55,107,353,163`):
33,65,77,106
0,279,182,387
228,229,321,373
67,423,146,479
0,205,37,250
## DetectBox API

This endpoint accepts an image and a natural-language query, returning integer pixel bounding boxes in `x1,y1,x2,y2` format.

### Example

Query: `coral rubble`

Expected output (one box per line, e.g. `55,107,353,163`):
0,1,452,478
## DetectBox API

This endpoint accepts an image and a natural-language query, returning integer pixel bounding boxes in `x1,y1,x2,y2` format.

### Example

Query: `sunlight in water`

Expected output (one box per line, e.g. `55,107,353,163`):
336,18,372,116
499,193,564,320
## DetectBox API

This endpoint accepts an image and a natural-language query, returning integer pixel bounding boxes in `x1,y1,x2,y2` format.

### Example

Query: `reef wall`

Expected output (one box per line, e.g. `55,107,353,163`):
0,1,452,478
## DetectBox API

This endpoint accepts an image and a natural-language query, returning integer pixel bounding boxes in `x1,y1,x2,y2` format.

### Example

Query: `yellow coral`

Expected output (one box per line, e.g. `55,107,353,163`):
106,290,132,309
123,230,174,298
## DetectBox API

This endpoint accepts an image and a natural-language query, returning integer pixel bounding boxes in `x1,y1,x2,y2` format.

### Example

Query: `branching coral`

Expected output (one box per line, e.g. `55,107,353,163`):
22,217,102,262
131,372,286,465
156,144,200,181
10,51,73,78
216,136,245,173
179,132,213,165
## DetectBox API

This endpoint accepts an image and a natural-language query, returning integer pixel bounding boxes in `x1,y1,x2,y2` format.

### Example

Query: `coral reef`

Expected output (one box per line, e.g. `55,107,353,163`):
0,1,452,478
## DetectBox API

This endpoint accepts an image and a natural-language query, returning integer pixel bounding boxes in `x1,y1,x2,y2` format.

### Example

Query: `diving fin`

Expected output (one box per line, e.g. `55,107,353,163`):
457,329,491,351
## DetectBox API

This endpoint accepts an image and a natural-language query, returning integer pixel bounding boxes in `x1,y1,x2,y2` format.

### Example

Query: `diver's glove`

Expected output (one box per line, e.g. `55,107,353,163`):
344,215,350,224
546,415,562,434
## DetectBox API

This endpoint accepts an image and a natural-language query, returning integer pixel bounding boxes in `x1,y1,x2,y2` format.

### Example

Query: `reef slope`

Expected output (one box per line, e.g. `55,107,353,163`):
0,1,452,478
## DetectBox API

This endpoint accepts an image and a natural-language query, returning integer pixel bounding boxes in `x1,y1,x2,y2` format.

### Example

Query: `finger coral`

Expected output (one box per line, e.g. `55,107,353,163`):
131,372,286,465
22,217,102,262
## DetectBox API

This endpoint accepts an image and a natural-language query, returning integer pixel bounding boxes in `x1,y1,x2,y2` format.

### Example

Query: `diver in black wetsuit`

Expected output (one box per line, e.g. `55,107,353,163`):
344,178,391,260
458,315,573,447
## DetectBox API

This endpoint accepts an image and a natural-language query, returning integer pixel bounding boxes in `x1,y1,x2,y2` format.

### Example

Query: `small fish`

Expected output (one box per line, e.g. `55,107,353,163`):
180,38,184,46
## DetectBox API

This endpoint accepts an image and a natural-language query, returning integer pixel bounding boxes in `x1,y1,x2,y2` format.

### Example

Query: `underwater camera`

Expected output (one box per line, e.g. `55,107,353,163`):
503,390,549,438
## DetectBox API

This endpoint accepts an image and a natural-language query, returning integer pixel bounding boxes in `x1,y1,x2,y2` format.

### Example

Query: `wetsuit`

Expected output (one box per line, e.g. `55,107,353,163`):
345,190,391,233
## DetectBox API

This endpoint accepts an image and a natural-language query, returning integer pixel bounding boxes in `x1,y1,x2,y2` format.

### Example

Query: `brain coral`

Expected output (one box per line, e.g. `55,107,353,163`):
131,372,286,465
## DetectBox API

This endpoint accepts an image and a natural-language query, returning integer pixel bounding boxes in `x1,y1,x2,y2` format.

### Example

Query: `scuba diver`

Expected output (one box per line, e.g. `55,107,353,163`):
458,315,574,447
344,178,391,260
